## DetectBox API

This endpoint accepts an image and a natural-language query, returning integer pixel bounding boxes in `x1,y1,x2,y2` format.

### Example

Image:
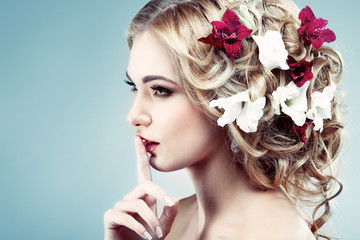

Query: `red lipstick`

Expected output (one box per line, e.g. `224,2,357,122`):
140,137,159,153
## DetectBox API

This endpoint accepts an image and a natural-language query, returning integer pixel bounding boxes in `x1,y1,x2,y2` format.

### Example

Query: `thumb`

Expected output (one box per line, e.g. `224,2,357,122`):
159,197,179,236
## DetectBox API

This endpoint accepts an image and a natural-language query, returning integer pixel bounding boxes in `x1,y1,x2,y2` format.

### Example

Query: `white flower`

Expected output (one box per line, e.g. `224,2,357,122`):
272,81,310,126
239,5,256,30
252,31,289,70
306,81,336,132
210,90,266,133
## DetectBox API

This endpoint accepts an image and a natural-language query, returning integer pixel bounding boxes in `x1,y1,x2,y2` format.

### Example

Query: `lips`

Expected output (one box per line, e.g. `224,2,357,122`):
140,137,160,153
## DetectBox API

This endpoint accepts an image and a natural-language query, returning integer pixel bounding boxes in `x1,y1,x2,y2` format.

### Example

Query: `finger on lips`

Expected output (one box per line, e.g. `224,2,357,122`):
104,136,177,239
135,135,152,183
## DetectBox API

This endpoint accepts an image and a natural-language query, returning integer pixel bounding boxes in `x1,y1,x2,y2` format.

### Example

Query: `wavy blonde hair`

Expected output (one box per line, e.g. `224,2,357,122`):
127,0,344,239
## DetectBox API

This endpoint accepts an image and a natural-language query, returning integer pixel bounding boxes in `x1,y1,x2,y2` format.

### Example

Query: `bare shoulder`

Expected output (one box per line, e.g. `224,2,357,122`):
178,194,197,209
165,194,197,238
175,193,197,219
238,191,315,240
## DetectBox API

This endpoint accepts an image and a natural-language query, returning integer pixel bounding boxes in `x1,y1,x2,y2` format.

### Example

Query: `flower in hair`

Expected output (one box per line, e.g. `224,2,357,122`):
287,56,313,87
278,115,313,143
306,81,336,132
238,5,256,30
252,31,289,70
291,119,313,143
272,81,310,126
298,6,336,50
210,90,266,133
198,8,252,59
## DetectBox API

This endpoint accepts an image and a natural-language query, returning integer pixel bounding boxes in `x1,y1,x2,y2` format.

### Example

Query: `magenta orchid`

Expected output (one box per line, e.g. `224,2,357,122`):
298,6,336,50
198,8,252,59
291,119,313,143
287,56,313,87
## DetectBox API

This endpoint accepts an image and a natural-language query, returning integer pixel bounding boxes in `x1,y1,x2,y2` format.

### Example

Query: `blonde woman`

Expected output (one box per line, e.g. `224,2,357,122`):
104,0,343,239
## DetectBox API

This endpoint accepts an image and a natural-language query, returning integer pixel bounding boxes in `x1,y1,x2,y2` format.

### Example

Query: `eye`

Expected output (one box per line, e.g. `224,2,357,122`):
124,79,137,92
151,86,173,97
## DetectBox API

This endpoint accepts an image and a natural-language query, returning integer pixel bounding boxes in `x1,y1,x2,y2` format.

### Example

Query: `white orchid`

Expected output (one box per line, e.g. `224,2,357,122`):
252,31,289,71
210,90,266,133
306,81,336,132
272,81,310,126
238,5,256,30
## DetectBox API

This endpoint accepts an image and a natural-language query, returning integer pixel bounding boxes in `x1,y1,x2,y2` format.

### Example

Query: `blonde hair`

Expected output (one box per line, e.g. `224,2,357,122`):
127,0,344,239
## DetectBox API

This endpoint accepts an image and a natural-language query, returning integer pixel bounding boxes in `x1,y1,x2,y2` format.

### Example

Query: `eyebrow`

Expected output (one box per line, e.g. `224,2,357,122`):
126,71,178,85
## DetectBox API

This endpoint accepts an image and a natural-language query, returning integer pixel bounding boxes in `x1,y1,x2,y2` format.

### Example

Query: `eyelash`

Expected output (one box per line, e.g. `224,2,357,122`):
124,80,173,97
124,79,137,92
151,85,173,97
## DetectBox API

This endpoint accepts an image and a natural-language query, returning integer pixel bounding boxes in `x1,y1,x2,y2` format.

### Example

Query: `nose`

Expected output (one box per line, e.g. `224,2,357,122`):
127,96,152,127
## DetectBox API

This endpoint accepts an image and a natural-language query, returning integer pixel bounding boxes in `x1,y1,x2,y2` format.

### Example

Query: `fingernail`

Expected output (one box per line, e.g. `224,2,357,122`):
144,231,152,240
163,196,174,206
156,226,163,238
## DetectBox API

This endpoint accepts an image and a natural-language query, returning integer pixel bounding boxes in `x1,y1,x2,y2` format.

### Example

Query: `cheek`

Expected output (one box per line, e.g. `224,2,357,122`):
157,101,223,161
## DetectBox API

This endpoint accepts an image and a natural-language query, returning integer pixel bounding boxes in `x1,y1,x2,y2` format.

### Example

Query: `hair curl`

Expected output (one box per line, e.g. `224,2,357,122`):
127,0,344,239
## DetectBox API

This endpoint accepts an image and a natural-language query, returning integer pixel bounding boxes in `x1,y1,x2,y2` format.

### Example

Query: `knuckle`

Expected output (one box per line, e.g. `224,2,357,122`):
113,201,123,209
103,209,114,223
123,192,131,200
134,199,146,211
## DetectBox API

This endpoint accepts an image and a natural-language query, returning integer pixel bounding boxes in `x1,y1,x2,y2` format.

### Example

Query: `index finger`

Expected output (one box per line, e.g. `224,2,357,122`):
134,135,152,183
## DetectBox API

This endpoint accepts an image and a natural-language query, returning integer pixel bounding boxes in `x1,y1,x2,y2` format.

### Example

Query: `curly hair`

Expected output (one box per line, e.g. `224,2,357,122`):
127,0,344,239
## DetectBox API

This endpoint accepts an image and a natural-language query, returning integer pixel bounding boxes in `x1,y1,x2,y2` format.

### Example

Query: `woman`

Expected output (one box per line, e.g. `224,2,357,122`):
104,0,343,239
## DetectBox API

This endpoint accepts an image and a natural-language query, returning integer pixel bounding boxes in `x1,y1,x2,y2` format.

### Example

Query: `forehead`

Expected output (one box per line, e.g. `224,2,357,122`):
127,31,177,83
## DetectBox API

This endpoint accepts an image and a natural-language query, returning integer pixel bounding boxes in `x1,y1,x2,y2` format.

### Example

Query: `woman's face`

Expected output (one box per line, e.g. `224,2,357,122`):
126,31,225,171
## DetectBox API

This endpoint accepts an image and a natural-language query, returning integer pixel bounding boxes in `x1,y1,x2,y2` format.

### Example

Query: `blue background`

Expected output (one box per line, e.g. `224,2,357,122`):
0,0,358,239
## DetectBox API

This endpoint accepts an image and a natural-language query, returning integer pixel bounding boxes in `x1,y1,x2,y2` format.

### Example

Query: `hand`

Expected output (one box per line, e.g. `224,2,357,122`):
104,136,178,240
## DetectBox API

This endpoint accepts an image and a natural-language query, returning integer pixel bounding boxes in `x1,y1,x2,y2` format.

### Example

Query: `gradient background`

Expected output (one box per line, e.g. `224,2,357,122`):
1,0,359,239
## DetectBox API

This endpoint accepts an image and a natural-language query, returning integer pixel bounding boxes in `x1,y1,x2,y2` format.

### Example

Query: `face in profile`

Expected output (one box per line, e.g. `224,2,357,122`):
126,31,226,171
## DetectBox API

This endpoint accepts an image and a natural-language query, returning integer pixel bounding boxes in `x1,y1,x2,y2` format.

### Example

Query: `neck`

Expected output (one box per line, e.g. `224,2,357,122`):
185,146,256,233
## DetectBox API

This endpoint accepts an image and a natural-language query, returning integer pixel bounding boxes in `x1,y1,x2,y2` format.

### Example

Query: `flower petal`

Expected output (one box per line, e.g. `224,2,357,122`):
236,97,266,132
306,81,336,131
235,24,253,40
212,21,233,36
291,119,313,143
299,6,316,25
319,28,336,43
238,5,256,30
210,90,265,132
253,31,289,70
222,8,241,27
217,103,242,127
198,34,223,48
272,81,309,126
210,90,250,127
313,18,328,30
272,81,299,115
223,40,242,58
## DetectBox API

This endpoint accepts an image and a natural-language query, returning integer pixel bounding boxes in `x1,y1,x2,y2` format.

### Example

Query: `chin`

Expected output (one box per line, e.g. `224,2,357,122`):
149,155,183,172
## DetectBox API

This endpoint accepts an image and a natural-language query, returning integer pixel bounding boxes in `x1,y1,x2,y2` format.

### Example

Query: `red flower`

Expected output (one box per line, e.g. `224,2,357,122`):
298,6,336,50
198,8,252,59
276,115,313,143
287,56,313,87
291,119,313,143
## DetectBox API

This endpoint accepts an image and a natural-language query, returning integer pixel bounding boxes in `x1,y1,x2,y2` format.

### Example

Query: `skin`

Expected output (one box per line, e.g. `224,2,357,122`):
104,31,315,240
